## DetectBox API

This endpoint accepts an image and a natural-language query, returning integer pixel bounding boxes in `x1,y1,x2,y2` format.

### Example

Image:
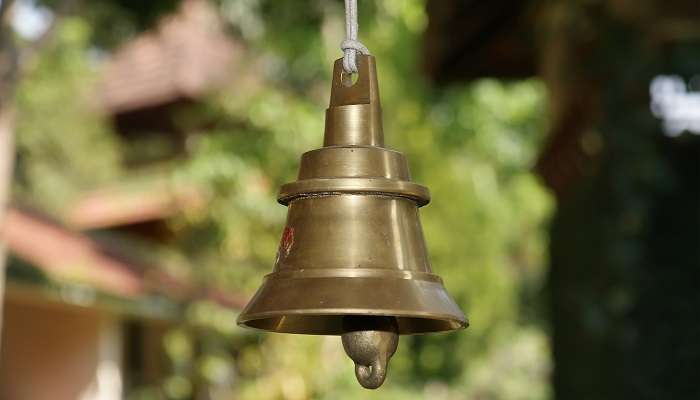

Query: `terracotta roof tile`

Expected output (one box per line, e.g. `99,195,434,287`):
100,0,241,113
2,208,145,297
66,183,206,230
1,207,247,309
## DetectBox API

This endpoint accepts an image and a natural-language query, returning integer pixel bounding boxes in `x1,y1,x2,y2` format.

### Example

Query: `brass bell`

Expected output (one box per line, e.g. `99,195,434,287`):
238,55,467,389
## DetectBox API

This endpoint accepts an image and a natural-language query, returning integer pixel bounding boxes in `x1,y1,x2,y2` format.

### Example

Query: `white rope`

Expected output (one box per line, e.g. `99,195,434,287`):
341,0,369,74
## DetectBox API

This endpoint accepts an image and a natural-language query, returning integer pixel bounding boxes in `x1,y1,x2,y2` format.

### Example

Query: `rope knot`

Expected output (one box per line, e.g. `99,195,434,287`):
341,39,369,74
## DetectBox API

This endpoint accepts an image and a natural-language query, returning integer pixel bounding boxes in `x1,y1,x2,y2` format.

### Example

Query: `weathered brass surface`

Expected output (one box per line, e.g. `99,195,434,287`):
237,55,467,388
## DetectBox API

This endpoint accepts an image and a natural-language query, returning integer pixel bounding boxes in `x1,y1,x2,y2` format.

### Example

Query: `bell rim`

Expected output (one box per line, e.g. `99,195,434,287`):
237,271,468,335
237,309,468,336
262,267,444,283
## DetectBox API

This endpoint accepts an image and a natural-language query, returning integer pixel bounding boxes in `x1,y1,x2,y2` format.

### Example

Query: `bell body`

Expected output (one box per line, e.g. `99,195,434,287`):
237,55,467,336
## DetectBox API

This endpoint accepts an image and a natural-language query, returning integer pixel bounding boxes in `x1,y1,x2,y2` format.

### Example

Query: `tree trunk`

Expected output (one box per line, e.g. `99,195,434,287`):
0,0,17,351
0,107,14,342
539,3,700,399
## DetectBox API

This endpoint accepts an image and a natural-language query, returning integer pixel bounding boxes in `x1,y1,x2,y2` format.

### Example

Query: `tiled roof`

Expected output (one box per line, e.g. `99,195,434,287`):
2,208,145,297
100,0,241,114
1,207,247,308
66,182,206,230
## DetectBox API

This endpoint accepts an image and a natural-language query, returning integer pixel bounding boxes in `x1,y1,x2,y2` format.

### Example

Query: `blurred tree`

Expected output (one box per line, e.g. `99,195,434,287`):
13,17,122,211
0,0,18,343
536,2,700,399
1,0,84,345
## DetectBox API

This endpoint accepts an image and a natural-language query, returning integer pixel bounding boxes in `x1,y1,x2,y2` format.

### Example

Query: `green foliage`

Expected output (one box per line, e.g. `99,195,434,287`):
13,17,123,212
42,0,183,49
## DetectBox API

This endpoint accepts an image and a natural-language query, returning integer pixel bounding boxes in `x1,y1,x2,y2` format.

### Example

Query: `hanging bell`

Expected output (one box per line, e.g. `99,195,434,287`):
238,55,467,389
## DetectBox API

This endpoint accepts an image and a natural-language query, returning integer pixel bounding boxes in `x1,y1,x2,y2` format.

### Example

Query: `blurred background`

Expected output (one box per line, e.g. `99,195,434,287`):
0,0,698,399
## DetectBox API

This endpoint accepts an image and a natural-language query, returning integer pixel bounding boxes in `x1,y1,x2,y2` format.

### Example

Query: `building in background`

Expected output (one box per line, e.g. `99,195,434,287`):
1,207,178,400
0,1,244,399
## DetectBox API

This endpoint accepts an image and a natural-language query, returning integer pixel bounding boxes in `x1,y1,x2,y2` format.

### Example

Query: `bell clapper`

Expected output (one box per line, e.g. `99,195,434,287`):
341,316,399,389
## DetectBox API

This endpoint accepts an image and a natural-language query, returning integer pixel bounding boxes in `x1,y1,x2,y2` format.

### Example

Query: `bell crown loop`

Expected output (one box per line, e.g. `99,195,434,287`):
330,54,380,107
324,55,384,147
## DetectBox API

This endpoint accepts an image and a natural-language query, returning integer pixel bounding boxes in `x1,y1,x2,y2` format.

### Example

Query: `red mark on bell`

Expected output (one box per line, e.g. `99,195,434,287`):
276,226,295,264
